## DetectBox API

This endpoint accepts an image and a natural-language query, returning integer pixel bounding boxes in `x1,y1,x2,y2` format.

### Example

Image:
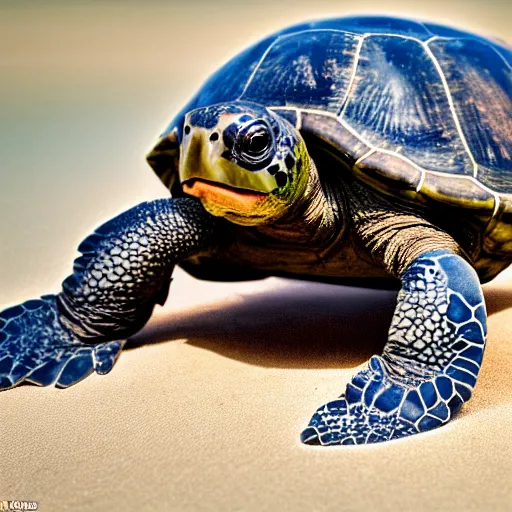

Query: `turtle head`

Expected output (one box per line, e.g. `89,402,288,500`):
178,102,310,226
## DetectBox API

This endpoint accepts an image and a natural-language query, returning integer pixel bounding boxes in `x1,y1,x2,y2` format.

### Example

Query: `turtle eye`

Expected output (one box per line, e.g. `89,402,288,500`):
224,119,275,171
237,121,273,162
244,130,271,155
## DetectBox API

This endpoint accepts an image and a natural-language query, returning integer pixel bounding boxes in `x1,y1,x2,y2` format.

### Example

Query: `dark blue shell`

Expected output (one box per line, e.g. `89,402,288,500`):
157,16,512,202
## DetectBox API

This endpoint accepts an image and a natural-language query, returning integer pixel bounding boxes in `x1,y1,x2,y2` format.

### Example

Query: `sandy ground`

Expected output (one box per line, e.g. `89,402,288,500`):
1,2,512,511
2,272,512,511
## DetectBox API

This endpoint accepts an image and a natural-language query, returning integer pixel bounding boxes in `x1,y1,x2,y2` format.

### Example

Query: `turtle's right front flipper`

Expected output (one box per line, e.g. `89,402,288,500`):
0,295,124,389
0,197,218,391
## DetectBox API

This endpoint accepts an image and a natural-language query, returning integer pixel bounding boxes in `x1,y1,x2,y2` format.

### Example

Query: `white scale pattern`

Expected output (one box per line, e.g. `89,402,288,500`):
303,252,487,444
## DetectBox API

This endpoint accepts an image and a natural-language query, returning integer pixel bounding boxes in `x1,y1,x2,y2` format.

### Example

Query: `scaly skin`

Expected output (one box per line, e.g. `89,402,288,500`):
301,250,486,445
0,198,218,389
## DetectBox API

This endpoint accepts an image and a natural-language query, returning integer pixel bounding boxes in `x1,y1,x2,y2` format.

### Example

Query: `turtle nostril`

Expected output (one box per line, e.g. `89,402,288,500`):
209,132,219,142
184,125,191,135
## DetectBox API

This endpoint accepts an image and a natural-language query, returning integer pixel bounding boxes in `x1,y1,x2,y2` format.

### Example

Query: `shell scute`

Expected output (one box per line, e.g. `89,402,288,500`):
420,173,495,211
356,151,423,196
300,112,370,162
429,37,512,192
341,35,472,176
240,30,360,112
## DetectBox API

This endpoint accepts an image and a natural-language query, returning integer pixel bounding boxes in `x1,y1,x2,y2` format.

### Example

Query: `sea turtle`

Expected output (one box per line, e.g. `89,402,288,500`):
1,15,511,445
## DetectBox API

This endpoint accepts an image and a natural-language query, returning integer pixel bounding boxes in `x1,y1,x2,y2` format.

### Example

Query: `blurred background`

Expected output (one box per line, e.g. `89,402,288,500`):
0,0,511,306
2,3,512,511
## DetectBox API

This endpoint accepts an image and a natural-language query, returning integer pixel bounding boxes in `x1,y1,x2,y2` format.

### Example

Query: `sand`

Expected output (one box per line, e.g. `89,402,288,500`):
1,2,512,511
3,272,512,511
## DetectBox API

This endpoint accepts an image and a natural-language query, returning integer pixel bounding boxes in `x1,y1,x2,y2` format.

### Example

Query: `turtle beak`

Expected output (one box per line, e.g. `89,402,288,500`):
179,128,212,183
179,128,266,210
179,125,272,214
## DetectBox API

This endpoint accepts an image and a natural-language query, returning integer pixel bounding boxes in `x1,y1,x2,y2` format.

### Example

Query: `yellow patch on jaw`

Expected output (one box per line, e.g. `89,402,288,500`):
179,122,278,194
182,179,267,214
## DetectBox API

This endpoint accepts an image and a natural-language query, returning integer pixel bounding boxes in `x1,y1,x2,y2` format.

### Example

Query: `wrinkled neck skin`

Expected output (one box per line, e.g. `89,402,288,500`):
255,157,345,247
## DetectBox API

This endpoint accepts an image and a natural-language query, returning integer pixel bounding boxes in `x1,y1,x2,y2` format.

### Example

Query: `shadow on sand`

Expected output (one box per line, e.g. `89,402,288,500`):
128,280,512,370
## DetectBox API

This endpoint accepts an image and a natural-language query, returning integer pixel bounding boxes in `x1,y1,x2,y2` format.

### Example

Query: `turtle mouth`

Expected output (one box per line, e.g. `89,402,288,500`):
182,178,268,212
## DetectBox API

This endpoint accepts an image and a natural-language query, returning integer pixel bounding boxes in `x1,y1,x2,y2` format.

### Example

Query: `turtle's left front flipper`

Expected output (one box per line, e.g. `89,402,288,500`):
0,197,218,390
301,250,487,445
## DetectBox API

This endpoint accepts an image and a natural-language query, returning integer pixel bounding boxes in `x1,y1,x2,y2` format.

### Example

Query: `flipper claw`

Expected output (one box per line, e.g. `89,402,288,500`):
93,340,124,375
300,427,321,445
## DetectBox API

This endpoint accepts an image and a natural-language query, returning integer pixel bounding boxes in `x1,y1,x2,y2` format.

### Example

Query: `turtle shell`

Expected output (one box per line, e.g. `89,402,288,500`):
148,16,512,265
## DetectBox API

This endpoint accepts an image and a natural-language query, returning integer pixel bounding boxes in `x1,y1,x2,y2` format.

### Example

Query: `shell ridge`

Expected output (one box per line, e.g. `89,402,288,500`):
355,148,377,166
336,35,476,176
488,44,512,72
238,37,280,100
360,33,431,44
295,107,338,119
338,35,365,118
341,109,501,206
424,36,439,46
336,116,425,174
418,21,436,38
277,27,360,39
